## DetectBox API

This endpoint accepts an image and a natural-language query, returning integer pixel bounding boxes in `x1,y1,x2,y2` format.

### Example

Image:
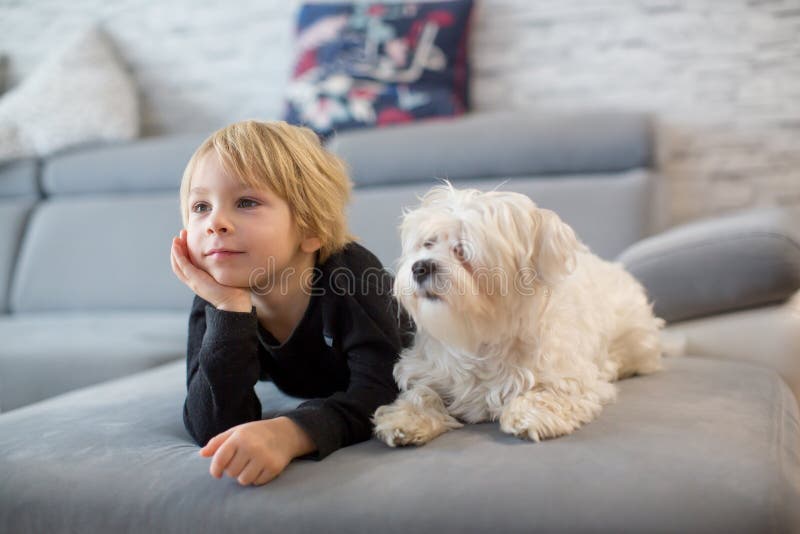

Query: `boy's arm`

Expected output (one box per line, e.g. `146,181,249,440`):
281,271,410,460
273,416,317,458
183,295,263,446
284,342,399,460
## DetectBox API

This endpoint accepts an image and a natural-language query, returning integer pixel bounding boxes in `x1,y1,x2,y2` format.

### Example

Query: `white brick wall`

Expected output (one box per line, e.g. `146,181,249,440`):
1,0,798,225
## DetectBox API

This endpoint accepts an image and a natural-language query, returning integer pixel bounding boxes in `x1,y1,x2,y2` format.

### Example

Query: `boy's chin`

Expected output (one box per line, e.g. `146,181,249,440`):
206,269,250,289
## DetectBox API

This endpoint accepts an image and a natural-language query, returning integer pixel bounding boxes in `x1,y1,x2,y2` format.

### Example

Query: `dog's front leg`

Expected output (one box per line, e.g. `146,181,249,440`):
373,385,463,447
499,381,617,442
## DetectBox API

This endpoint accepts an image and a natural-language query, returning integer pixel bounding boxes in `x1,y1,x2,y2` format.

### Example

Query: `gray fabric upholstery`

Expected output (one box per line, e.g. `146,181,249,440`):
0,158,39,197
350,169,655,268
0,311,187,412
664,297,800,402
0,200,35,313
41,133,207,195
328,110,653,187
617,206,800,323
10,193,195,312
0,54,7,94
0,356,797,533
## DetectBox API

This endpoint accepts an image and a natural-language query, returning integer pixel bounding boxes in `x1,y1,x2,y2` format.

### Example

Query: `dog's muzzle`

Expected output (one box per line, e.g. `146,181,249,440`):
412,259,438,283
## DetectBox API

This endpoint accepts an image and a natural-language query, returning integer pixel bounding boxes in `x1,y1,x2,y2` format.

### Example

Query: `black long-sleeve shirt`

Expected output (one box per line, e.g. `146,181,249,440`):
182,242,414,460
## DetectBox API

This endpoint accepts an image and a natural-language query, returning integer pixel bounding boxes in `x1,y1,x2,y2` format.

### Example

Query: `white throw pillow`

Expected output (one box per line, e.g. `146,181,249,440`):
0,27,139,162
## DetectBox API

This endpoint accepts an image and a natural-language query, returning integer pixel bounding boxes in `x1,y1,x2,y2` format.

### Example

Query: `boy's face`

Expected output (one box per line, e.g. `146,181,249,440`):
185,151,318,289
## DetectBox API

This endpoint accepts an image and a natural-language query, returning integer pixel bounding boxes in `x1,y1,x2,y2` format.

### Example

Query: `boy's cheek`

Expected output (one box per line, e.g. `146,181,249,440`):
189,247,203,267
186,232,204,265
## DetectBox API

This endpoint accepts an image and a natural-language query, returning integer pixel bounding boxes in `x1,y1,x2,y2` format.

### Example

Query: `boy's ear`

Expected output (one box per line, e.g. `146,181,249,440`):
300,235,322,254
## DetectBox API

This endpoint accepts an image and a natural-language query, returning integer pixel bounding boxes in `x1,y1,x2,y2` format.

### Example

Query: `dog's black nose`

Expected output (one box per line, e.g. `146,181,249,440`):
412,259,437,282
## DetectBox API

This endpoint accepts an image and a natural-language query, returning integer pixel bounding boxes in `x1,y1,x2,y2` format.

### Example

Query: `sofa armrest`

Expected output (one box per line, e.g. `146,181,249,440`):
617,206,800,323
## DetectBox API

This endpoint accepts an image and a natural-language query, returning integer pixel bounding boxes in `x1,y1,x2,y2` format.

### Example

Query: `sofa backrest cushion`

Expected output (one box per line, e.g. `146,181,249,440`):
10,193,193,313
7,135,205,313
41,133,207,195
350,169,654,272
327,110,652,187
0,159,40,197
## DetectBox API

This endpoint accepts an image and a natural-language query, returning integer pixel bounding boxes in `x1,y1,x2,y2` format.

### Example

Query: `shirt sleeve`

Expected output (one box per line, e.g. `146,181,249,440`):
281,268,411,460
182,295,263,446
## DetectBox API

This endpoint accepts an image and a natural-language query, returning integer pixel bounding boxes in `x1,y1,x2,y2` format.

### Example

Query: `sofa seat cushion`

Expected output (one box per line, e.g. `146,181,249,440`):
0,356,797,532
0,311,187,412
664,296,800,403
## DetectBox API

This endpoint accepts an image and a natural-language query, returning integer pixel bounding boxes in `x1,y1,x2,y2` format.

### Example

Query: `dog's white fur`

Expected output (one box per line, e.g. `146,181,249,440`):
373,183,664,446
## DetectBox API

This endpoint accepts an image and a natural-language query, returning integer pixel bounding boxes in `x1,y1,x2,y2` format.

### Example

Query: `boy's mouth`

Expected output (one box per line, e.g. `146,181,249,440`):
205,248,245,257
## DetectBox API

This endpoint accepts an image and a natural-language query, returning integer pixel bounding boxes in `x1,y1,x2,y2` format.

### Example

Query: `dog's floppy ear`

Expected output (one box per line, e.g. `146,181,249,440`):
490,192,582,287
531,207,582,285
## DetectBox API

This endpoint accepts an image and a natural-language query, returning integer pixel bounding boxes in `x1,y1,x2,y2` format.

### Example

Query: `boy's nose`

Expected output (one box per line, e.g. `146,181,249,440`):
206,214,232,235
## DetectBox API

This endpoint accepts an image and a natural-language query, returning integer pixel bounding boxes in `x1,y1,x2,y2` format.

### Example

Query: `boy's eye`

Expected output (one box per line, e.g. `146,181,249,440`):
238,198,259,208
191,202,210,213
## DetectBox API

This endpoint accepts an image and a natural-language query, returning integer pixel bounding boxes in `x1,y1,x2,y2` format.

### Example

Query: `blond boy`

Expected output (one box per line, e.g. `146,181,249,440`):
171,120,411,486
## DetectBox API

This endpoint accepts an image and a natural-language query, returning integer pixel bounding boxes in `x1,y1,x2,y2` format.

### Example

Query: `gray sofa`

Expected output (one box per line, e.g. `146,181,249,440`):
1,111,799,532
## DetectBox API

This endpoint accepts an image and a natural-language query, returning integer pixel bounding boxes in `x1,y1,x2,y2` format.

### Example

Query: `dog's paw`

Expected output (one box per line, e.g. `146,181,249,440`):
373,401,458,447
499,391,588,442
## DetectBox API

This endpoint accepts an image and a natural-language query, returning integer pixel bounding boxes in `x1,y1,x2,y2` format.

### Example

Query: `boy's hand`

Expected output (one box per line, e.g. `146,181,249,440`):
171,229,252,312
199,417,316,486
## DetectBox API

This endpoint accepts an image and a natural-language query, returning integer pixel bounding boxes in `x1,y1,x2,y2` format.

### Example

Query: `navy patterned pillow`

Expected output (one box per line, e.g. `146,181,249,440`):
284,0,474,139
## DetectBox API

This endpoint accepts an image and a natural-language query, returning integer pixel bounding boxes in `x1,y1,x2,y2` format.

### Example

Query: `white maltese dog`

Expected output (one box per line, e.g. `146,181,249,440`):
373,182,664,446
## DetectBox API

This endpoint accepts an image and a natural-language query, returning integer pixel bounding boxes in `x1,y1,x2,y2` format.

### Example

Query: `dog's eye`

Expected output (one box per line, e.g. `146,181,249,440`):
423,239,435,249
453,242,466,261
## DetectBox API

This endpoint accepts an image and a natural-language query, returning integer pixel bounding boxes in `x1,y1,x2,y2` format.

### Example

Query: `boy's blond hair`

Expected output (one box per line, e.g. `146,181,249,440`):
180,120,354,264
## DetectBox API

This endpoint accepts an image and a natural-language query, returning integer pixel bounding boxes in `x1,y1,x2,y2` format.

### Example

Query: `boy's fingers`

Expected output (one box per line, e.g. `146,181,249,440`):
225,453,250,480
253,469,273,486
172,239,187,264
173,244,202,283
179,231,190,251
172,254,192,288
237,460,263,486
209,442,237,478
170,247,183,279
197,439,215,457
200,427,234,456
174,246,200,277
170,244,188,282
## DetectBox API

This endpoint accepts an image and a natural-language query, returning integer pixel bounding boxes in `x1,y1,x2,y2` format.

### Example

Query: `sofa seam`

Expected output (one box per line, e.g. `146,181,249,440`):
4,202,39,315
